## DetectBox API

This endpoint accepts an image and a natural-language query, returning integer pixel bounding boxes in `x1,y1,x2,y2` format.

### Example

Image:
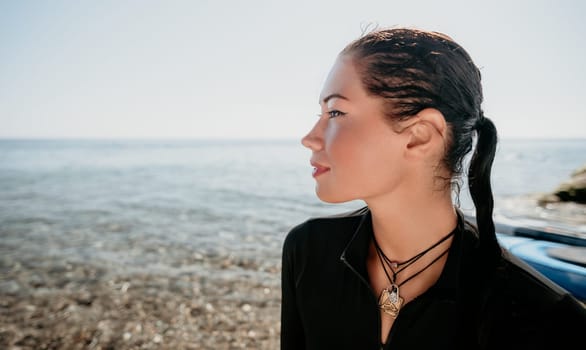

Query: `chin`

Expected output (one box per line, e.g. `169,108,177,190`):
315,188,354,204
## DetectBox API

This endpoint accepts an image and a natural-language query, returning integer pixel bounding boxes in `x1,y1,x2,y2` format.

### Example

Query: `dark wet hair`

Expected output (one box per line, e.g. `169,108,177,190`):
342,27,501,265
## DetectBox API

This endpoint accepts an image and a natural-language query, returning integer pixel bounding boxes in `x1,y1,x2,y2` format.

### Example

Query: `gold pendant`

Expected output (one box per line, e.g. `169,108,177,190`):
378,285,404,318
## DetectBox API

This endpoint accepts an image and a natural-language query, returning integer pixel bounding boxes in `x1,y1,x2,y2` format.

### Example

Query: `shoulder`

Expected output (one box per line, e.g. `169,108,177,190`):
463,240,586,347
486,249,586,344
499,249,570,303
282,206,368,258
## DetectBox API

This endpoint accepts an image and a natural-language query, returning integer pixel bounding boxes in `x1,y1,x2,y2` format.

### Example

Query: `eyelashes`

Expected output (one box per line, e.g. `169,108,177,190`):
318,110,347,119
328,110,347,118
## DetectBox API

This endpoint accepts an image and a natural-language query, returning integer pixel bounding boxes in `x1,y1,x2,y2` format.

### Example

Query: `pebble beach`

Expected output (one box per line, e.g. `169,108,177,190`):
0,244,282,349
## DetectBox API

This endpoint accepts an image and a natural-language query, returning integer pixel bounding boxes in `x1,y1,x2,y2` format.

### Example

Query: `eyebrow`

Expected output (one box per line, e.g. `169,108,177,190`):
320,93,349,105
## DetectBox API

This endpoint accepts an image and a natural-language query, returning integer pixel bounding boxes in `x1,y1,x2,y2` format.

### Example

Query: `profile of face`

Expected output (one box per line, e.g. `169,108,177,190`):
301,55,413,204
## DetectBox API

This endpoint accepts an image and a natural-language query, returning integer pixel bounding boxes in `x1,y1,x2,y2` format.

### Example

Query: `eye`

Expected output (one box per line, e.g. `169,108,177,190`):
327,110,347,119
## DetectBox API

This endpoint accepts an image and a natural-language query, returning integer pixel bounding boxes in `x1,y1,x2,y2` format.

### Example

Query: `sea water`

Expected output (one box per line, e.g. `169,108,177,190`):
0,138,584,274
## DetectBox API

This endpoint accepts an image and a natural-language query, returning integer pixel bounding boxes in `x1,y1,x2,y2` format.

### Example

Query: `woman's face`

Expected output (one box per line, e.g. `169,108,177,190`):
302,55,411,204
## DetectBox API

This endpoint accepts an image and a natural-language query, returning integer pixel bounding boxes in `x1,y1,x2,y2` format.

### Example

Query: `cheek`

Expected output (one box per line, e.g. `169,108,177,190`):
331,126,404,184
324,124,354,165
326,126,379,177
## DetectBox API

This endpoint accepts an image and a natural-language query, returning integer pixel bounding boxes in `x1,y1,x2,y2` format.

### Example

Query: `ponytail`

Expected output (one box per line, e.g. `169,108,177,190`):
468,115,501,265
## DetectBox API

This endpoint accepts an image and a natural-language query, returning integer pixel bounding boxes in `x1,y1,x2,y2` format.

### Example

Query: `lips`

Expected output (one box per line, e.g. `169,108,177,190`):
310,161,330,177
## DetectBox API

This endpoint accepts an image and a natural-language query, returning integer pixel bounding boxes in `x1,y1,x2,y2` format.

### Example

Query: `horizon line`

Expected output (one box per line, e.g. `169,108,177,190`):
0,136,585,142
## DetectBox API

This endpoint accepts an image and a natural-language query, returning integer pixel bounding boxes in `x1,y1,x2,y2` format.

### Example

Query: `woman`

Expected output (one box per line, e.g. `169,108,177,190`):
280,27,586,349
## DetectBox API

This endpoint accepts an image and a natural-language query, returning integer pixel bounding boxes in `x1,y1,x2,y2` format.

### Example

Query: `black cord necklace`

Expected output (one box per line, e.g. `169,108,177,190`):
373,229,455,278
373,230,455,319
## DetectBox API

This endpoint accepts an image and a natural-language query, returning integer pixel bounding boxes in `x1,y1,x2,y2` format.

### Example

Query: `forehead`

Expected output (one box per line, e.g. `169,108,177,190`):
319,55,367,103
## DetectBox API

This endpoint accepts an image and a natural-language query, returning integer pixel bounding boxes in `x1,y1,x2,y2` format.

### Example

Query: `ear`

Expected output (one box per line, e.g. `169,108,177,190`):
405,108,448,154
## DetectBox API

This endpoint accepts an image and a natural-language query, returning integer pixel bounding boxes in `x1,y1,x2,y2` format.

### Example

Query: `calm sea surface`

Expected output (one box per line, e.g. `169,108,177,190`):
1,138,585,276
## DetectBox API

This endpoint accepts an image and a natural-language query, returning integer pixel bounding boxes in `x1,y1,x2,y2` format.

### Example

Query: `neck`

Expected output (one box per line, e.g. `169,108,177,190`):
365,186,457,262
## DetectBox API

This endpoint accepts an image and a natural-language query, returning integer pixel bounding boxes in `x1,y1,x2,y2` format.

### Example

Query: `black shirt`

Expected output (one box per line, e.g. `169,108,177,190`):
280,206,586,349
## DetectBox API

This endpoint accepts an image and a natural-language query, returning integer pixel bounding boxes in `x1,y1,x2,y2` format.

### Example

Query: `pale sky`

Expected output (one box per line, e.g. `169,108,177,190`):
1,0,585,140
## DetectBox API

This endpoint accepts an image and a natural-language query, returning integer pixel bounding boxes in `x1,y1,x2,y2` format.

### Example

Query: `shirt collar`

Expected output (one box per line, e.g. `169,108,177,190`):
339,207,472,301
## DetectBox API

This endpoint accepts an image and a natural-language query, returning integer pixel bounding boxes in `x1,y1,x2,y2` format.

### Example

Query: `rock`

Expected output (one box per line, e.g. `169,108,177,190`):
0,329,16,348
29,274,46,288
539,164,586,204
0,280,21,295
14,334,39,347
73,290,95,306
241,303,252,313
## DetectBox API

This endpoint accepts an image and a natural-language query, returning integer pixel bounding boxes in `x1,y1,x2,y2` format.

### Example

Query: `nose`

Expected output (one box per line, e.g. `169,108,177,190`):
301,118,324,151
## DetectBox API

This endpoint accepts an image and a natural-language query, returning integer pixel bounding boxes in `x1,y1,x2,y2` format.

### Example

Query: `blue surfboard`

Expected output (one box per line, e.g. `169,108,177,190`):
497,233,586,301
